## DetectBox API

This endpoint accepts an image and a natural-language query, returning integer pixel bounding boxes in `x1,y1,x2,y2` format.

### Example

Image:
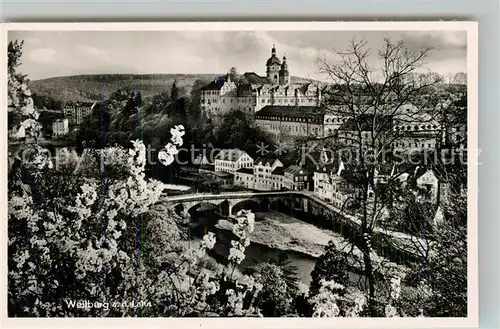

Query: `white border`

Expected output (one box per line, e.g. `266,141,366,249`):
0,21,479,329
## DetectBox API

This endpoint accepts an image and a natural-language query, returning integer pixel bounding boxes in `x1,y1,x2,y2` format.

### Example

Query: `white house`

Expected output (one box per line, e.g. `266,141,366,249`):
234,167,255,189
416,169,440,204
313,164,355,208
313,164,341,201
271,167,285,190
214,149,253,173
52,118,69,137
253,157,283,191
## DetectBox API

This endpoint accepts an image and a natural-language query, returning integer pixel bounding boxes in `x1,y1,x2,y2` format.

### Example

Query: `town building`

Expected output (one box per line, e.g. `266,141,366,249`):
271,167,285,190
415,169,440,204
200,45,322,119
392,108,441,153
283,165,310,191
63,101,97,125
254,105,330,141
234,167,255,190
312,163,355,208
253,157,284,191
214,149,254,173
52,118,69,137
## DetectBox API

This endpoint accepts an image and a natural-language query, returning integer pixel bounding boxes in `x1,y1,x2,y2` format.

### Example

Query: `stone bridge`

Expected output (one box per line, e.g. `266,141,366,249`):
165,191,308,217
163,190,426,266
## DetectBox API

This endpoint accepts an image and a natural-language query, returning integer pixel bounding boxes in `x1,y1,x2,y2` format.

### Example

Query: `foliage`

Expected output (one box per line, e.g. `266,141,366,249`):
309,241,351,298
7,40,263,318
401,189,467,317
317,37,445,316
215,110,273,151
252,254,300,317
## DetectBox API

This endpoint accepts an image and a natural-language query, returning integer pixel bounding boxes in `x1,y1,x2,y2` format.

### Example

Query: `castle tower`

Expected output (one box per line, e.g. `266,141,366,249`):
266,44,281,85
279,55,290,85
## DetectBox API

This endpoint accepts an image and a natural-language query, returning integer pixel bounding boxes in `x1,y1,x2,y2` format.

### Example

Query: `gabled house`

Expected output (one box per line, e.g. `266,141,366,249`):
254,157,283,191
214,148,254,174
415,169,440,204
283,165,309,191
234,167,255,189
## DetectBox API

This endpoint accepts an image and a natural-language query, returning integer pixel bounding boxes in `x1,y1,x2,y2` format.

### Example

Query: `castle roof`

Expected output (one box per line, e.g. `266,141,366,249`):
266,55,281,66
242,72,270,85
255,105,323,121
201,75,228,91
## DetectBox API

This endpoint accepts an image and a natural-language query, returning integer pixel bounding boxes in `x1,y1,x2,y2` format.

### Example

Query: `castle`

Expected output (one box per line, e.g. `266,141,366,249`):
200,44,322,118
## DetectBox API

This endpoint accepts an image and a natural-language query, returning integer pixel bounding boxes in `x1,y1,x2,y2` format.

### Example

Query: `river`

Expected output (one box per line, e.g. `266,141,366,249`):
188,209,367,289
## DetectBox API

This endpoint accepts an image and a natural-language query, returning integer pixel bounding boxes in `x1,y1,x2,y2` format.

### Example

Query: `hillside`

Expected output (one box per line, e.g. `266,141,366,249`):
28,73,316,104
28,74,217,103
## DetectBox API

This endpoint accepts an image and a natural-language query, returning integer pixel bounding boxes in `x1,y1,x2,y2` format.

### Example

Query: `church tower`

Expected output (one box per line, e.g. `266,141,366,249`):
266,44,281,85
279,55,290,85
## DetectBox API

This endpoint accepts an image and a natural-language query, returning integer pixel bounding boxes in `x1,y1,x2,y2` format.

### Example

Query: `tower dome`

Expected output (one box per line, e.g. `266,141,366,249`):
279,55,290,85
280,55,289,71
266,44,281,84
266,44,281,66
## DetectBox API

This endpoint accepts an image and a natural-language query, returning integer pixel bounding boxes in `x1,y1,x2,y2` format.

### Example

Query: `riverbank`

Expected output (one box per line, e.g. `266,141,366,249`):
216,210,408,277
217,211,345,258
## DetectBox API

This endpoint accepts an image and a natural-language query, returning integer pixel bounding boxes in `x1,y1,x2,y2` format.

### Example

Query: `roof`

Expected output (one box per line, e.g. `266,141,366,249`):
338,114,392,132
285,165,308,175
193,154,213,165
242,72,270,85
64,101,96,109
236,167,254,175
199,164,215,171
314,162,339,173
254,156,281,167
213,171,233,178
214,149,248,162
201,75,228,91
416,169,438,181
266,55,281,66
272,167,285,175
255,105,323,121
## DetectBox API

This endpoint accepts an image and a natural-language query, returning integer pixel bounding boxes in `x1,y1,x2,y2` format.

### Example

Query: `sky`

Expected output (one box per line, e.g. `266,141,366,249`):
8,30,467,81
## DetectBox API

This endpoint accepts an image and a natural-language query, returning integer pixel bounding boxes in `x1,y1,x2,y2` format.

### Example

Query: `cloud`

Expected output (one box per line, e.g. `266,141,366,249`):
11,30,467,81
24,37,42,46
77,45,107,57
399,31,467,53
28,48,56,63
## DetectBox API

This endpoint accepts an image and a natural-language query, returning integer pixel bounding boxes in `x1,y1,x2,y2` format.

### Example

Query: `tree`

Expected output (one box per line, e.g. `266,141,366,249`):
170,80,180,101
188,79,206,122
215,110,273,152
317,37,443,316
253,262,296,316
123,92,137,117
393,161,467,317
229,66,238,82
148,90,170,115
134,91,143,108
309,241,350,298
7,40,39,139
453,72,467,85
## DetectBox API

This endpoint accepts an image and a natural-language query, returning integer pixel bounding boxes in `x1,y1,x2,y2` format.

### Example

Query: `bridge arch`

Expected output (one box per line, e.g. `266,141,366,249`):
231,199,261,216
185,202,220,220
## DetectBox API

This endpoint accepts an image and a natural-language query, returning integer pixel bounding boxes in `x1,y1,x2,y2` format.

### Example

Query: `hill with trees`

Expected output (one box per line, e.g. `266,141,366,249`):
27,73,316,103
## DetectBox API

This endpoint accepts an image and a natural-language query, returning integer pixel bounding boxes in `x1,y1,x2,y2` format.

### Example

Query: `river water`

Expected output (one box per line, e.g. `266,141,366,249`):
188,210,366,289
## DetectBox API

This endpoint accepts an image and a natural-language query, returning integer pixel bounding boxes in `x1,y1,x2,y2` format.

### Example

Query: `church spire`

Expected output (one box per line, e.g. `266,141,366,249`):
272,43,276,56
